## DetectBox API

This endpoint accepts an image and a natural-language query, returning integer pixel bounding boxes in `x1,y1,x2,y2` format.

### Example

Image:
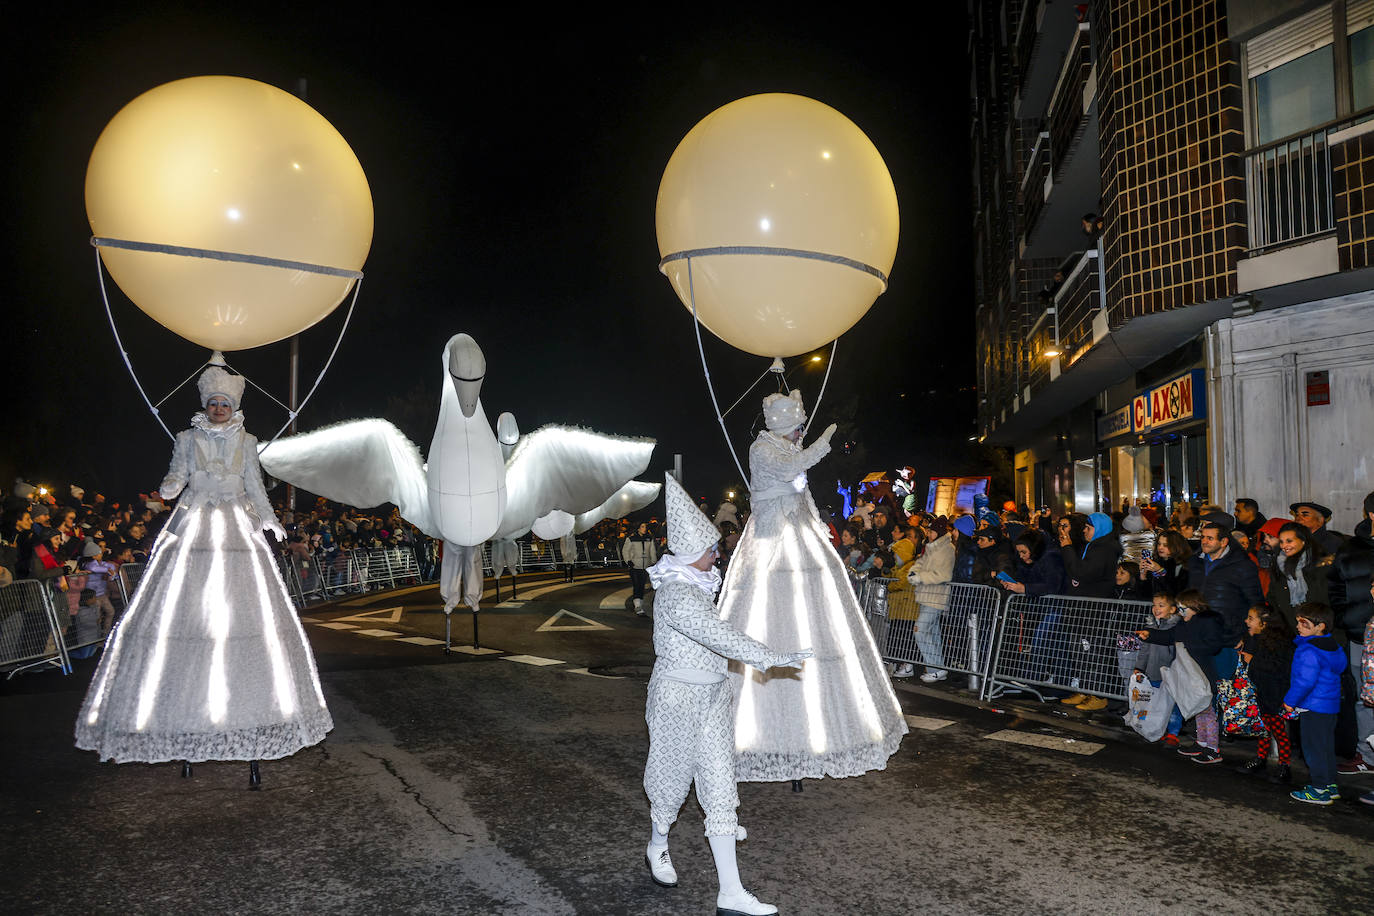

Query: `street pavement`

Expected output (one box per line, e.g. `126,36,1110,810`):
3,570,1372,915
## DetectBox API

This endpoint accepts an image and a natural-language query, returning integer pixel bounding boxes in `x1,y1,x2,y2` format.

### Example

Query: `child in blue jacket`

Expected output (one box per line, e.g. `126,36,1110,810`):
1284,602,1349,805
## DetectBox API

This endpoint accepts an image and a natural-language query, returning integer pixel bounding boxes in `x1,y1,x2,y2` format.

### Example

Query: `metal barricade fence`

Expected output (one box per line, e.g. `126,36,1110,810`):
858,578,1004,687
982,593,1152,702
118,563,146,608
0,580,70,677
521,540,560,571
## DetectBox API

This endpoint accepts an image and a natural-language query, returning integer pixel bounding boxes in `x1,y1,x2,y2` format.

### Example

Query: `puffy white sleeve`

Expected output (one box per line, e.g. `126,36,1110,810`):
657,585,790,671
157,432,193,500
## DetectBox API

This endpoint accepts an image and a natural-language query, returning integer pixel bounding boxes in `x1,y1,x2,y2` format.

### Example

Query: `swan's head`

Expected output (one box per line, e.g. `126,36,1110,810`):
496,412,519,461
445,333,485,418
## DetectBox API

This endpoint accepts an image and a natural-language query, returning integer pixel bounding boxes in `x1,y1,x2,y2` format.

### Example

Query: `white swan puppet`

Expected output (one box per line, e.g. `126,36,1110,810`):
257,333,658,616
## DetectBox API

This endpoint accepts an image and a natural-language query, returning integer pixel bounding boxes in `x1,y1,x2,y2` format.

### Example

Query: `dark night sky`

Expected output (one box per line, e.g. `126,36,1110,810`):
3,4,978,513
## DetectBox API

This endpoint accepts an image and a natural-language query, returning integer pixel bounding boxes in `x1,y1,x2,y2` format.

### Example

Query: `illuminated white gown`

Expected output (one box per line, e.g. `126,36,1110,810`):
75,412,332,763
719,430,907,781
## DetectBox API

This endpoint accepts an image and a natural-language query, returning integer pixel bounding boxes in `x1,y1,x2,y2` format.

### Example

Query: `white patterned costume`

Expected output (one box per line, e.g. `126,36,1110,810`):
642,474,808,916
720,391,907,781
75,369,332,763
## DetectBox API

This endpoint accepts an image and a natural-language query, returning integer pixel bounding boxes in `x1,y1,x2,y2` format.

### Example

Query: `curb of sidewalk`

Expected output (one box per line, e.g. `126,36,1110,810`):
892,679,1144,745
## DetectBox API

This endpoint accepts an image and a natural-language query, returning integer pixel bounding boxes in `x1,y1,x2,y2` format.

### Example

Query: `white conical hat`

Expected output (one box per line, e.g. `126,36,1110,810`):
663,472,719,560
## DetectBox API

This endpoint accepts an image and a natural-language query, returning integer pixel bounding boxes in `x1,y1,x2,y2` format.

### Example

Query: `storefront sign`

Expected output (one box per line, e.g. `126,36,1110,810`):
1305,370,1330,406
1097,405,1132,440
1127,369,1206,434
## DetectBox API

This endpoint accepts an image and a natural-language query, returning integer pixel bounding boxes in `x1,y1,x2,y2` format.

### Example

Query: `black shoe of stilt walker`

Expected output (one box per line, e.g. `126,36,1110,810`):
181,761,193,778
249,760,261,791
791,780,803,793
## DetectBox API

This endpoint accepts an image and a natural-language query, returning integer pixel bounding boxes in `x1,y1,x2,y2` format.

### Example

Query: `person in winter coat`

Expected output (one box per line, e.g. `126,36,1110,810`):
1187,520,1264,669
1235,606,1296,783
973,527,1013,585
1265,522,1331,631
1112,561,1151,601
887,522,920,591
1290,501,1347,556
1133,593,1184,745
951,516,980,584
1060,512,1121,598
903,517,955,682
621,522,660,615
1137,588,1229,764
1254,517,1287,593
1327,492,1374,773
1284,603,1349,805
1139,529,1191,597
1001,530,1070,688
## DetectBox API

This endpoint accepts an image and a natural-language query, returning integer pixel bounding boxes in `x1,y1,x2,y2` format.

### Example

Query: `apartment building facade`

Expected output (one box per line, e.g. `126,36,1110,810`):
971,0,1374,530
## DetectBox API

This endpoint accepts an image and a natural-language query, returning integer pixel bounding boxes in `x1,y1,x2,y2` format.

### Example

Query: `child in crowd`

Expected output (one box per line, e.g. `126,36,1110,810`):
1285,602,1348,805
67,588,104,659
1138,587,1227,764
1235,605,1296,783
1113,561,1149,601
80,540,120,635
1135,592,1184,746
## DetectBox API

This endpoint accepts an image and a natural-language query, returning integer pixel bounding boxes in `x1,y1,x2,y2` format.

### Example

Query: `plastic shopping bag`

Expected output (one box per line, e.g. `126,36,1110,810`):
1125,672,1173,742
1219,657,1266,737
1161,644,1211,719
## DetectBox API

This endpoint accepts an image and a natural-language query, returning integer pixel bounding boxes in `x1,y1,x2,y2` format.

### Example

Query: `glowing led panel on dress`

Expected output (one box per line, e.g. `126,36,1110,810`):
85,75,374,351
657,93,899,358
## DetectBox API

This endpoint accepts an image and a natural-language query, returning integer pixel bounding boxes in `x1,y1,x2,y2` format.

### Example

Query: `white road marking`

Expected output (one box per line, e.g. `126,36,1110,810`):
599,587,633,609
334,606,406,624
904,715,955,730
984,729,1104,756
495,601,526,608
352,628,404,638
449,645,503,655
567,667,625,680
318,622,358,630
502,654,565,667
536,609,613,632
393,636,446,646
338,583,433,606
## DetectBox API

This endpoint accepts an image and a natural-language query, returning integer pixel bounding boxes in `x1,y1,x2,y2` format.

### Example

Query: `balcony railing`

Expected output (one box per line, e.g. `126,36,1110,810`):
1048,24,1092,178
1245,125,1334,250
1019,132,1051,236
1055,248,1101,361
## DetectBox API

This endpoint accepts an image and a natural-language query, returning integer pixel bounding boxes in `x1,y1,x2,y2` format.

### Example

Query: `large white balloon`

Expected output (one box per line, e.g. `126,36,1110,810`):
656,93,898,358
85,76,373,351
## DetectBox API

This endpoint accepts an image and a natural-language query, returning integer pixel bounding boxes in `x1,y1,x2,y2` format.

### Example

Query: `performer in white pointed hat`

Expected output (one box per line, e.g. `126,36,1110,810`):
643,472,811,916
75,366,332,788
719,390,907,781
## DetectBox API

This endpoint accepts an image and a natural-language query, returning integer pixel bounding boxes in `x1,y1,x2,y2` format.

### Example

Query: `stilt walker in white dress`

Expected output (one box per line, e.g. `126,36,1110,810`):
719,391,907,782
75,368,333,787
644,473,812,916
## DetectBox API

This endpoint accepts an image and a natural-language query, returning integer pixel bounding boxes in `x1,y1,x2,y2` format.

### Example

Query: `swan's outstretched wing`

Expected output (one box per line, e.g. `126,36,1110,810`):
258,419,436,537
495,425,654,540
574,481,661,533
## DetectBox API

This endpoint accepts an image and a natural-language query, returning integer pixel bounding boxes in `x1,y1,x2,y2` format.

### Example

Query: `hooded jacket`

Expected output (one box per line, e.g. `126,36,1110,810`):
1012,530,1067,598
1283,633,1348,714
1327,517,1374,643
1060,512,1122,598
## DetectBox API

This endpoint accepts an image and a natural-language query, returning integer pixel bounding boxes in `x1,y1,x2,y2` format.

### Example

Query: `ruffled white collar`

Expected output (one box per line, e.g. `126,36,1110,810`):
191,411,245,436
647,552,721,595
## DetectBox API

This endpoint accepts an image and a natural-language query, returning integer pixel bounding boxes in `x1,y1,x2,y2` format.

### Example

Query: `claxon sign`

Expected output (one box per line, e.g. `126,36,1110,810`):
1132,369,1207,433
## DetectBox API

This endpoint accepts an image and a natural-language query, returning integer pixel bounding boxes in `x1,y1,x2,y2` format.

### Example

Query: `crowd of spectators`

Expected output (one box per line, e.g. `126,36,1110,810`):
823,485,1374,807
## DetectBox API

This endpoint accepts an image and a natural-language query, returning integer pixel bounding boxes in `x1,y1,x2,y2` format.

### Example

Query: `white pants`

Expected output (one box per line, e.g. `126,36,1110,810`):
644,676,738,837
440,542,484,613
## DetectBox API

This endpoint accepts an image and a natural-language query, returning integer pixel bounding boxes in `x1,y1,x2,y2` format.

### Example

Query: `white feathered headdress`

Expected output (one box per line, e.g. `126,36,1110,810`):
197,366,246,410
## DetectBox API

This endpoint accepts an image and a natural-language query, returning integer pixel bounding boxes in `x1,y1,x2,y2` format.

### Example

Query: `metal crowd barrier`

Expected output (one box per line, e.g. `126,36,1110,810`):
857,577,1003,690
0,580,70,678
982,593,1152,703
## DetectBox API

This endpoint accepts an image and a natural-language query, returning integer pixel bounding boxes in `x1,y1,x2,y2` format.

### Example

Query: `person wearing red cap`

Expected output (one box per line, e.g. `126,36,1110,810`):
1256,517,1287,594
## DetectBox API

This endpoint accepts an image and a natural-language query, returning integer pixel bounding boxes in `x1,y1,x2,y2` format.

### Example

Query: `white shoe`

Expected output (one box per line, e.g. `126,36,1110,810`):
634,598,646,616
920,669,947,683
645,846,677,887
717,889,777,915
892,663,915,678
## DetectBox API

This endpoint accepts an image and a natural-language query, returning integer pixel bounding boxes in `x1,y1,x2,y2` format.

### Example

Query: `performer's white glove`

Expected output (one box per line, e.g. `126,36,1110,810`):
263,519,288,542
816,423,838,445
765,648,814,670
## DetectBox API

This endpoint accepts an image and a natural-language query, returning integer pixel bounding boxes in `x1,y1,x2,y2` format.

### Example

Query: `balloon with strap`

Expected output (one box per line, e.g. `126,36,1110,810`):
655,93,898,482
85,75,374,442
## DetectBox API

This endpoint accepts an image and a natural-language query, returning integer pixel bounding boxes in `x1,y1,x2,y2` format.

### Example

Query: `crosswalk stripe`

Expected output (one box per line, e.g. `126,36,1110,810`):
495,601,525,608
393,636,446,646
318,622,358,630
984,729,1104,756
352,628,404,637
449,645,503,655
599,587,633,609
568,667,625,680
502,654,565,667
904,715,955,730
